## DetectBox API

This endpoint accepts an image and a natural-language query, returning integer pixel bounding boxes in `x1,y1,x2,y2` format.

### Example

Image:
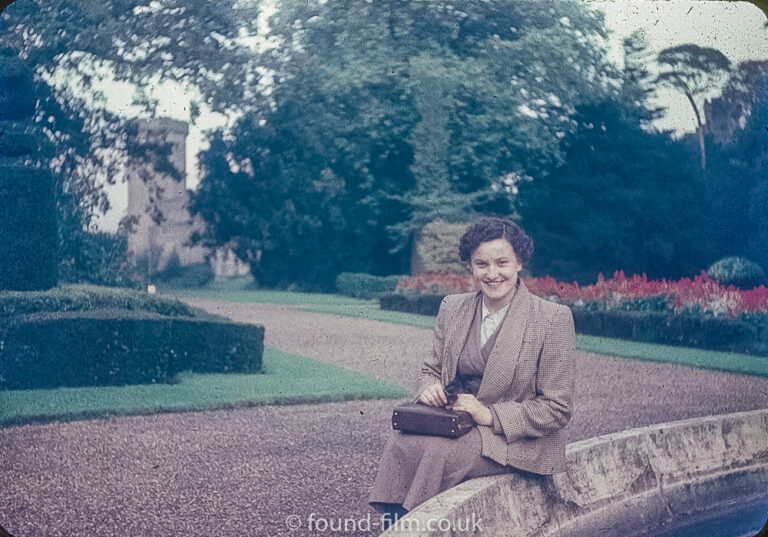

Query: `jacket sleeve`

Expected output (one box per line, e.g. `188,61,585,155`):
489,307,575,442
414,296,451,400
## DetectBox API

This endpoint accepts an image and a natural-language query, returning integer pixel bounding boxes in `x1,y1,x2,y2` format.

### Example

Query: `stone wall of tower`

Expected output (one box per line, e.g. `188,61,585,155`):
126,118,208,274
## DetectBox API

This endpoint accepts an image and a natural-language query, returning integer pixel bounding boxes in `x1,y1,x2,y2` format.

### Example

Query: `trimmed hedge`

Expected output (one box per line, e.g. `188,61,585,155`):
379,292,768,355
335,272,402,300
0,309,264,390
380,293,446,316
570,307,767,355
0,284,200,318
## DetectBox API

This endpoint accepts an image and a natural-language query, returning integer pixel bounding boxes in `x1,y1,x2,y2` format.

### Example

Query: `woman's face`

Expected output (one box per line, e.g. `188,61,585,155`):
470,237,522,311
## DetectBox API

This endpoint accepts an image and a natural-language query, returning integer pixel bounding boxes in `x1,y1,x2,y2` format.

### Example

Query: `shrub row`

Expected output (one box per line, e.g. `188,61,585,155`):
0,309,264,390
380,293,446,316
570,307,768,355
335,272,402,300
379,292,768,355
0,284,199,319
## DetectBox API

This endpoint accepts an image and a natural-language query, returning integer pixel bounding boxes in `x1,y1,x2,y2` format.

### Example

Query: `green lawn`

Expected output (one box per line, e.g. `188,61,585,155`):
0,347,410,428
175,284,768,378
576,334,768,377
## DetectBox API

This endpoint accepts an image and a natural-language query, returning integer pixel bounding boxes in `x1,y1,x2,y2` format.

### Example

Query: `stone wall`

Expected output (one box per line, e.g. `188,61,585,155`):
382,409,768,536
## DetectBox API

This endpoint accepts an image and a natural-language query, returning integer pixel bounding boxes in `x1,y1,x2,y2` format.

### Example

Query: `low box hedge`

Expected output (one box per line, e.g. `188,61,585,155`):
570,307,767,355
380,293,446,316
0,309,264,390
0,284,200,318
335,272,403,300
379,293,768,355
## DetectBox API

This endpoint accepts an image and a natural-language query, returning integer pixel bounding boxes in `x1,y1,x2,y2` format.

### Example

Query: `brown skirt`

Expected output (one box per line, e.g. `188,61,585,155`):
368,427,510,511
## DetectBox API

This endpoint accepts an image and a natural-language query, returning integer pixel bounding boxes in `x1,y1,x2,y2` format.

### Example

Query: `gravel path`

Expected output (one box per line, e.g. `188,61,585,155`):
1,298,767,537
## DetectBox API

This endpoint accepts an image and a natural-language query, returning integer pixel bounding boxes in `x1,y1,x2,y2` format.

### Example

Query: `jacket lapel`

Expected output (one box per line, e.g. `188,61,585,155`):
477,280,532,402
441,292,481,385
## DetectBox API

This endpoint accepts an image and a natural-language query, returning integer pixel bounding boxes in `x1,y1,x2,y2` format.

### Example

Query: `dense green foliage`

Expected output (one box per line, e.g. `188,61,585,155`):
517,97,706,283
1,3,202,287
335,272,402,300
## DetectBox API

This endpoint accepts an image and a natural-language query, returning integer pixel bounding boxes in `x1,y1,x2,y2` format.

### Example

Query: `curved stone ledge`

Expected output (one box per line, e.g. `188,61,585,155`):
382,409,768,536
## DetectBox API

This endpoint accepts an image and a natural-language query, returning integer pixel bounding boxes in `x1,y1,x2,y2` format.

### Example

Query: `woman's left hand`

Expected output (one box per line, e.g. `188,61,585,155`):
449,394,493,426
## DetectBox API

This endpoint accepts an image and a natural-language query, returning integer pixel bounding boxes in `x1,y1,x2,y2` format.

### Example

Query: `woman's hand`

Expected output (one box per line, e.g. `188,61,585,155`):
419,384,448,407
449,394,493,426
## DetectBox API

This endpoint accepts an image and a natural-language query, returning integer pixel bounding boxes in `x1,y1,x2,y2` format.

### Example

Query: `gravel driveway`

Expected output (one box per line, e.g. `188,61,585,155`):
1,298,766,537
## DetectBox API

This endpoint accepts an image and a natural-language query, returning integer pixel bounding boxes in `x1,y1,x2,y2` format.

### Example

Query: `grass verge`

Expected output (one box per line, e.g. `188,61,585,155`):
576,334,768,377
0,347,410,428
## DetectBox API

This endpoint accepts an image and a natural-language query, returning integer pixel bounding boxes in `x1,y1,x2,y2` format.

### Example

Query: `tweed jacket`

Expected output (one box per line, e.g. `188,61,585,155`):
416,280,575,475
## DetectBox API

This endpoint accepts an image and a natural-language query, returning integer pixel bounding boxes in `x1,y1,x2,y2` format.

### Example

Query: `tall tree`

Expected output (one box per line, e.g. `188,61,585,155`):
655,44,731,170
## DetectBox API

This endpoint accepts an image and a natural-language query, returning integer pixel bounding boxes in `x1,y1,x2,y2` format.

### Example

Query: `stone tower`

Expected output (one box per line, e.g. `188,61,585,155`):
126,118,207,274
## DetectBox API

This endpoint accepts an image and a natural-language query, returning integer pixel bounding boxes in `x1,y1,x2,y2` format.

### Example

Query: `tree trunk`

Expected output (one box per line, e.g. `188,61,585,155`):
686,92,706,171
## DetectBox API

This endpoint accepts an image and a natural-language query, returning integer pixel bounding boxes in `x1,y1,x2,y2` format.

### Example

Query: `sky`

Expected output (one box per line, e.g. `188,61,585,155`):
92,0,768,231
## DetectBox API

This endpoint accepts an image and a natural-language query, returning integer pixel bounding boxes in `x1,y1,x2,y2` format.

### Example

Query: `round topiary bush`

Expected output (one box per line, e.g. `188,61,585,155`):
706,257,767,289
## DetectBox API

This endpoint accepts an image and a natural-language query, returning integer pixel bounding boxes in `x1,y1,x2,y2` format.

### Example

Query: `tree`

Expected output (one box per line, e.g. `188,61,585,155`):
655,44,731,170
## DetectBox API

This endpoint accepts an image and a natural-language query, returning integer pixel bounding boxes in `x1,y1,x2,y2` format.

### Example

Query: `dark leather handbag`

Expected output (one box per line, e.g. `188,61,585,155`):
391,403,475,438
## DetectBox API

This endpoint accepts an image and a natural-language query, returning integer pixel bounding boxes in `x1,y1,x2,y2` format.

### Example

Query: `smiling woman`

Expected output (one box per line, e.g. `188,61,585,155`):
369,216,576,526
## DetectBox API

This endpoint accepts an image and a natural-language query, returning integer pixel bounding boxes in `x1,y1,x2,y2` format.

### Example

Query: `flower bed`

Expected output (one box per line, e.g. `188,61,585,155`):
396,271,768,318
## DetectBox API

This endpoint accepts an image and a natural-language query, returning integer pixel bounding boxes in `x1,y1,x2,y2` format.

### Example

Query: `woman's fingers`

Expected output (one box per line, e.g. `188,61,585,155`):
420,385,448,406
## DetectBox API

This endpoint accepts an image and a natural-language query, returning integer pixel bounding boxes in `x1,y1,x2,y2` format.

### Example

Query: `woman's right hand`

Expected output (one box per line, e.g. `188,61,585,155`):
419,384,448,407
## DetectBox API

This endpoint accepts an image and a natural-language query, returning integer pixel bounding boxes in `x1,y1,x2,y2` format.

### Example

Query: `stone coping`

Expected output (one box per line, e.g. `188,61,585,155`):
382,409,768,536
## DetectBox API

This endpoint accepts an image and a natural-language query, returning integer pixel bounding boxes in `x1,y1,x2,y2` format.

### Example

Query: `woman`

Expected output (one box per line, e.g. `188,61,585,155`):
369,216,575,521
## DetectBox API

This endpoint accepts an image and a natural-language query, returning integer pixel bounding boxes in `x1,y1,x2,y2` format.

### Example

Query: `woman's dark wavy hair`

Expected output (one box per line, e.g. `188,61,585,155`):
458,216,534,265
